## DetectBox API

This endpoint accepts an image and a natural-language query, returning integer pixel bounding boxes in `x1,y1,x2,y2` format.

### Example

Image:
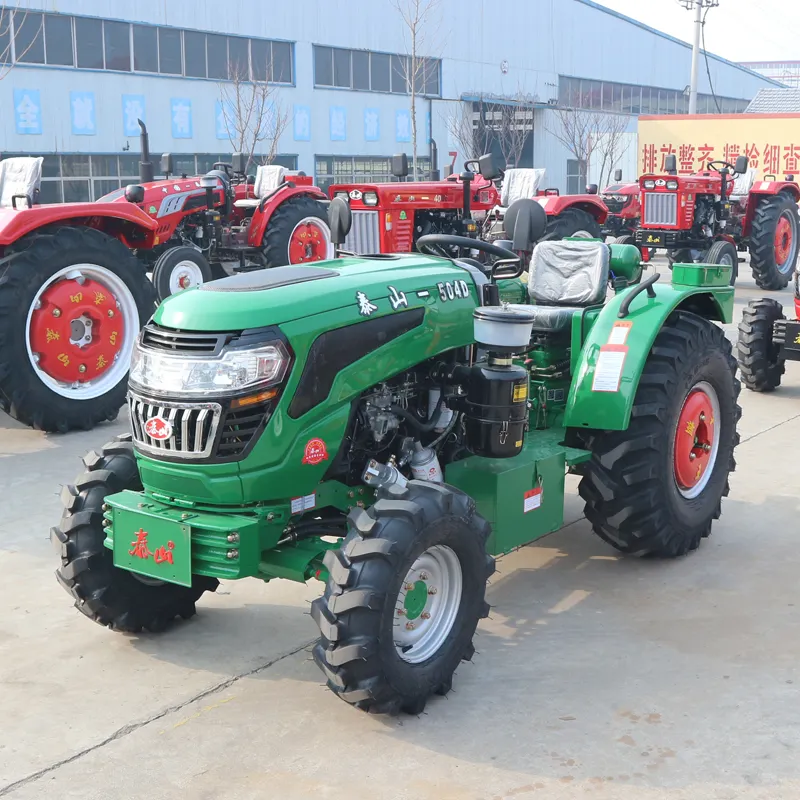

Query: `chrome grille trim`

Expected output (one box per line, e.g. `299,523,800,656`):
643,192,678,226
345,210,380,254
128,392,222,460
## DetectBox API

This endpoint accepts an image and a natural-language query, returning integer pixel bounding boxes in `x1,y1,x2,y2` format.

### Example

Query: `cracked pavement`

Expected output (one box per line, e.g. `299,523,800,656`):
2,259,800,800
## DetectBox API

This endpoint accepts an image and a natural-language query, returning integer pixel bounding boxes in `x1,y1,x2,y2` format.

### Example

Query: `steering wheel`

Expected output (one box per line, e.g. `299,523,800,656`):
416,234,517,262
707,160,738,174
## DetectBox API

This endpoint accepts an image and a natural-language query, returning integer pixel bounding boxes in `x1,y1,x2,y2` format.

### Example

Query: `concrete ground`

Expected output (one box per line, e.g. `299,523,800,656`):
2,258,800,800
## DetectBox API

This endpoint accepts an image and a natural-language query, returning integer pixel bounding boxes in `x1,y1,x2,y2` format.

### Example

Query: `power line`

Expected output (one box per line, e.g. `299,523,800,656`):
701,4,721,112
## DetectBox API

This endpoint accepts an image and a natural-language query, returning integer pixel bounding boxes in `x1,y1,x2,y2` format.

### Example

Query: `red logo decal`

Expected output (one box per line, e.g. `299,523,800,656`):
145,416,173,440
154,541,175,565
129,528,153,560
302,438,329,465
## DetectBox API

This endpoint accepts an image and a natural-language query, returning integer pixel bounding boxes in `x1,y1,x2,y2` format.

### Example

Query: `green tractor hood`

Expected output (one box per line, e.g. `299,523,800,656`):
154,254,478,331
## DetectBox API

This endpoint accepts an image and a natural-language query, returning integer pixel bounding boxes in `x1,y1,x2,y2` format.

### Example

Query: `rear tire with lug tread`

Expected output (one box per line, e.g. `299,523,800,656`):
544,208,602,241
261,196,332,266
705,240,738,286
51,435,218,632
578,311,741,557
749,193,799,291
737,298,786,392
311,481,494,715
0,226,156,432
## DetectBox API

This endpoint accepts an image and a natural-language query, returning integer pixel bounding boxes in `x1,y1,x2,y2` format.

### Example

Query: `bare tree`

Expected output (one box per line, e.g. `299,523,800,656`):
392,0,441,179
488,93,535,169
1,5,44,82
547,99,631,191
217,60,290,170
445,99,491,164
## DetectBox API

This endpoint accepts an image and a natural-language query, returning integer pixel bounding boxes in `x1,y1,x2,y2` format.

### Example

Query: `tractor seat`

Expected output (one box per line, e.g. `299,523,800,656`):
527,239,609,332
0,156,43,208
501,168,546,207
233,164,287,209
729,168,757,202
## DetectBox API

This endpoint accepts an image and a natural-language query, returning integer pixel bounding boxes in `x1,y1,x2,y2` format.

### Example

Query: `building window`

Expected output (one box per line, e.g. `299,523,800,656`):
3,14,293,83
313,44,441,97
566,159,587,195
315,155,431,193
558,75,749,116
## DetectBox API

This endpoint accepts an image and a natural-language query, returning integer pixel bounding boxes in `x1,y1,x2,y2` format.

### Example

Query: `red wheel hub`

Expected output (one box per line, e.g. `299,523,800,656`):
288,222,327,263
775,215,794,266
29,277,125,384
673,389,715,490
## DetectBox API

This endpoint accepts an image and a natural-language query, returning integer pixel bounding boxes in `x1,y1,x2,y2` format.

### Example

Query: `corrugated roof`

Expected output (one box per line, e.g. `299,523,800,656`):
746,88,800,113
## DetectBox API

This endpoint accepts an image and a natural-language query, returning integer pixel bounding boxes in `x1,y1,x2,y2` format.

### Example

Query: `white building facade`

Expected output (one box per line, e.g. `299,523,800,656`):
0,0,778,202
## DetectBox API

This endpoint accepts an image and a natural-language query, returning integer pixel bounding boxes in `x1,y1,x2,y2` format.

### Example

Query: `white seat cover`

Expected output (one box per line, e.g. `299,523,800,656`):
528,239,609,306
0,156,43,208
730,168,756,199
253,164,287,198
501,168,546,207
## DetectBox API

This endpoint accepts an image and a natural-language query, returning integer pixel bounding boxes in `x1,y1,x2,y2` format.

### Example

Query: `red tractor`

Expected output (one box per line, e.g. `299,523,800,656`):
600,168,642,247
633,154,800,288
0,122,330,433
329,154,608,255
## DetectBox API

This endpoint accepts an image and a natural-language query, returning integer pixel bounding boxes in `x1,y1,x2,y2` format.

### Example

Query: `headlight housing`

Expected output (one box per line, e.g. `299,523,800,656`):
667,180,679,190
643,179,656,189
363,190,379,206
129,338,290,397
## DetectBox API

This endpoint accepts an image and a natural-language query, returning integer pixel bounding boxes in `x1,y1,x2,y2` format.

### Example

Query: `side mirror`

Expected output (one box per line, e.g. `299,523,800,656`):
231,152,247,175
478,152,504,181
614,168,623,182
734,155,749,174
664,154,677,175
328,196,352,250
586,183,598,195
124,184,145,204
160,153,174,177
391,153,409,178
504,198,547,252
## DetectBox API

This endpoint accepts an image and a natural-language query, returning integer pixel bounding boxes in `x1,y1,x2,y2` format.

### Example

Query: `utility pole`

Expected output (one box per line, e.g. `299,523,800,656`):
680,0,719,114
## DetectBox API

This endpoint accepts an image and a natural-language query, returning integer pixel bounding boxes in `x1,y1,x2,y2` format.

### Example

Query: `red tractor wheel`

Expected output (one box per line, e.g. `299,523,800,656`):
749,193,800,290
0,226,155,432
262,196,333,267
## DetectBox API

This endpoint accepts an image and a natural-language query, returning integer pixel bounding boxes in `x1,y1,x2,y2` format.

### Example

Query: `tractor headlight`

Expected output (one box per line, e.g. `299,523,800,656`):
667,180,679,190
129,338,290,397
643,180,656,189
363,191,379,206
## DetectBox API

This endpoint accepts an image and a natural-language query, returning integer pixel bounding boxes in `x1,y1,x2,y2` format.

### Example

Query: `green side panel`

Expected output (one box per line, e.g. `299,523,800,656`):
608,243,642,281
563,281,733,432
569,307,601,377
446,434,571,556
496,277,528,304
671,262,732,287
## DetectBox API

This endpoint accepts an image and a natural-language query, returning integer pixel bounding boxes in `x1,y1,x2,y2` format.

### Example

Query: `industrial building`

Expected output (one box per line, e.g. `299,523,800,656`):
0,0,778,201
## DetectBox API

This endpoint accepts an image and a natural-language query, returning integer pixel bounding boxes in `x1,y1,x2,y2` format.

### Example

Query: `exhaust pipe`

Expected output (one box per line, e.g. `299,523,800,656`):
138,119,154,184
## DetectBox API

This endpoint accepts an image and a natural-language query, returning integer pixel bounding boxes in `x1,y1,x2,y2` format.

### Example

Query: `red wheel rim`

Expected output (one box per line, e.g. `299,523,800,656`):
775,215,794,266
288,220,330,263
673,388,716,493
28,276,125,384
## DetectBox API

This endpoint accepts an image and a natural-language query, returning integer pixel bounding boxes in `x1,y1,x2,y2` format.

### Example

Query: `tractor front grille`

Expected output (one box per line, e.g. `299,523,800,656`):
140,324,229,356
643,192,678,226
129,393,222,459
345,210,380,254
216,401,271,458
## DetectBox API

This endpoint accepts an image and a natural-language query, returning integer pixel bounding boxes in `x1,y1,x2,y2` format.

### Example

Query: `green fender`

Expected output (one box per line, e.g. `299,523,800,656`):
564,282,734,432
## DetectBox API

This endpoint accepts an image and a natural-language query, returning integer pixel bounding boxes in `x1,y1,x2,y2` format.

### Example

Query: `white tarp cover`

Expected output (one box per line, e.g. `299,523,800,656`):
501,168,546,207
528,239,609,306
0,156,43,208
254,165,287,198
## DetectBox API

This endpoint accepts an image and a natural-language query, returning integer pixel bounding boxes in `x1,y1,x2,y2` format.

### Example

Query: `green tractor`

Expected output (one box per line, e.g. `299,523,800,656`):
53,198,741,715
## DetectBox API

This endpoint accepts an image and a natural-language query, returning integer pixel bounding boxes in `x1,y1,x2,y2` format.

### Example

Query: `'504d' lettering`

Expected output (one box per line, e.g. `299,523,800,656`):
437,280,470,302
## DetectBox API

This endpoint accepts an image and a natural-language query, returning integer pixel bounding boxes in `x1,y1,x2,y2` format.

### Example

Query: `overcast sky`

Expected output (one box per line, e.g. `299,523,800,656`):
596,1,800,63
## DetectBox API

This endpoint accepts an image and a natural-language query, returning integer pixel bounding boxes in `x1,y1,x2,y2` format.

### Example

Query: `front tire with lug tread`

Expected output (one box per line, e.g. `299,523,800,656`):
311,481,494,715
579,311,741,557
152,245,213,301
705,240,738,286
737,298,786,392
51,435,218,632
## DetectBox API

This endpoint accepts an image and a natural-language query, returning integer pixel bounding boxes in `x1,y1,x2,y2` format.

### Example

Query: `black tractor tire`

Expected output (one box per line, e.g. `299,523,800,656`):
0,226,156,432
152,245,213,301
261,196,332,267
705,239,739,286
737,298,786,392
579,311,741,558
311,481,494,715
51,435,218,632
666,248,693,270
544,208,602,241
749,193,800,291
